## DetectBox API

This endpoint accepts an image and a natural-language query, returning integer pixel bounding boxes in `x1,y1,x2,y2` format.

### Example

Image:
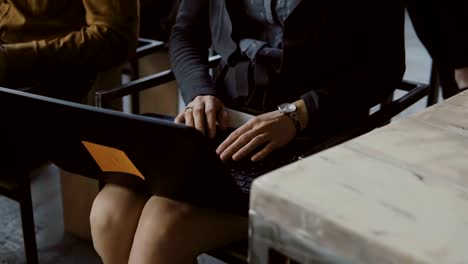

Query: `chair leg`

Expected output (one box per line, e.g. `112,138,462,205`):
19,182,39,264
130,59,140,114
379,92,394,126
427,61,440,107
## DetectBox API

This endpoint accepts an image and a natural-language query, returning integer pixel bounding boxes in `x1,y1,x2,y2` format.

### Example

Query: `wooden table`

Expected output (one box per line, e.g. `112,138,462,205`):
249,90,468,263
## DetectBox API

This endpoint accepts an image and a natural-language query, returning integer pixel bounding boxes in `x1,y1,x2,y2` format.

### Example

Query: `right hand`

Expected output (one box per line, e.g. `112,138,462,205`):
175,95,229,138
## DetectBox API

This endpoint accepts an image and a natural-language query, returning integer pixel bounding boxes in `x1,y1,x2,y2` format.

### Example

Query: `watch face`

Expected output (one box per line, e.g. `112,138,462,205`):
279,103,296,113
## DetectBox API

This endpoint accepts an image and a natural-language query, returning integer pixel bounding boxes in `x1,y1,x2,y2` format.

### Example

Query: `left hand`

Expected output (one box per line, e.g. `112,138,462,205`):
216,110,296,162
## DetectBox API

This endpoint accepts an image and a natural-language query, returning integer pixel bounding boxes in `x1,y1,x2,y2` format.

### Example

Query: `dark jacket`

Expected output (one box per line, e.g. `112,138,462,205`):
0,0,139,98
407,0,468,98
170,0,406,135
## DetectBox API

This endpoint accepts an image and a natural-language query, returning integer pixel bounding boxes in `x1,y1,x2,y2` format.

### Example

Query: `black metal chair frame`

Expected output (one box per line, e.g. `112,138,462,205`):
124,38,165,113
0,169,38,264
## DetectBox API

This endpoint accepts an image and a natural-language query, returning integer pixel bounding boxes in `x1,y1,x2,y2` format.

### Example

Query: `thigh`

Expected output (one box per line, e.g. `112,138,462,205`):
90,184,150,263
133,195,248,255
91,183,150,235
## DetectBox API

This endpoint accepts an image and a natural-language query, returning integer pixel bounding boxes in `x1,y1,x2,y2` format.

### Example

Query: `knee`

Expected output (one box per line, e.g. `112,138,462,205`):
139,197,191,235
89,185,143,239
89,191,119,240
134,197,195,254
130,197,247,263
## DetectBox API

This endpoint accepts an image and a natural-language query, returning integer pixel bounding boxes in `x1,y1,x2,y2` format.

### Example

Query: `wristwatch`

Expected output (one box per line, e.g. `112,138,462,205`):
278,103,301,134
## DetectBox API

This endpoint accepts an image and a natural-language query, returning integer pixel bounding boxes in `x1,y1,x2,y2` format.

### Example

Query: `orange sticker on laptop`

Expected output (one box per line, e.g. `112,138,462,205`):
82,141,145,180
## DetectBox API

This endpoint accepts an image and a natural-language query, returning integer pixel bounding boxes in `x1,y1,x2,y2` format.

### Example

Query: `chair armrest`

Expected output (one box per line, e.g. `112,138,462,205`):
96,55,222,108
377,80,430,122
136,38,165,59
299,80,430,158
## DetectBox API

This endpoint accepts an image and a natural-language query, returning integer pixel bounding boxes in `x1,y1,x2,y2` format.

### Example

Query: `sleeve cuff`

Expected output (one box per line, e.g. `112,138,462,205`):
300,90,320,135
181,86,218,105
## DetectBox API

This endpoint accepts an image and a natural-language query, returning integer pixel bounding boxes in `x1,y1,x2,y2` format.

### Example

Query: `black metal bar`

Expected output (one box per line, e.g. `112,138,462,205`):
136,38,165,58
96,55,221,109
18,177,38,264
98,69,175,108
299,81,430,158
130,59,141,113
207,250,248,264
427,61,440,107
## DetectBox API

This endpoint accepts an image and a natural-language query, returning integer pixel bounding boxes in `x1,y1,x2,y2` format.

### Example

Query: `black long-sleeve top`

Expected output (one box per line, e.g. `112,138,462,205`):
170,0,406,136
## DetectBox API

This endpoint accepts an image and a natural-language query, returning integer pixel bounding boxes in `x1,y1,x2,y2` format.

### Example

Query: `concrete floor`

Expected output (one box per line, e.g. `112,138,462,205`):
0,13,433,264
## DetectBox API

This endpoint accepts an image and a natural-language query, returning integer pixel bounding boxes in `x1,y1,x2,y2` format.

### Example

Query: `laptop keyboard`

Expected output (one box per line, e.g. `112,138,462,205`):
225,153,299,193
213,127,304,193
231,172,254,193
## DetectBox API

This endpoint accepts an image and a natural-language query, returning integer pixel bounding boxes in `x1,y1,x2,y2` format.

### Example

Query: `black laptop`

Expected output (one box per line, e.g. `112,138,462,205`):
0,87,302,215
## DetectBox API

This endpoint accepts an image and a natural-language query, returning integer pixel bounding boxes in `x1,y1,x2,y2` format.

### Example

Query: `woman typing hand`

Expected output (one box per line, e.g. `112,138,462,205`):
175,95,230,139
217,100,309,162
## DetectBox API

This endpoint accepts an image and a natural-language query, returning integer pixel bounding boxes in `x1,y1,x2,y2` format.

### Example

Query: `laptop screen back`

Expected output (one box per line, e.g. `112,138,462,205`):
0,87,248,215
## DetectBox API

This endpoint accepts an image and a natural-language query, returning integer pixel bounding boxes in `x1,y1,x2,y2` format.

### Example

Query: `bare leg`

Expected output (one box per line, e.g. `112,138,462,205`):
128,196,248,264
89,184,148,264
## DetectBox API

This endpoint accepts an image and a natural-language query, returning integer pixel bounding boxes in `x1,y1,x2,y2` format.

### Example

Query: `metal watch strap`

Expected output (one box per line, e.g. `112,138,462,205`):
286,112,301,134
278,103,301,134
